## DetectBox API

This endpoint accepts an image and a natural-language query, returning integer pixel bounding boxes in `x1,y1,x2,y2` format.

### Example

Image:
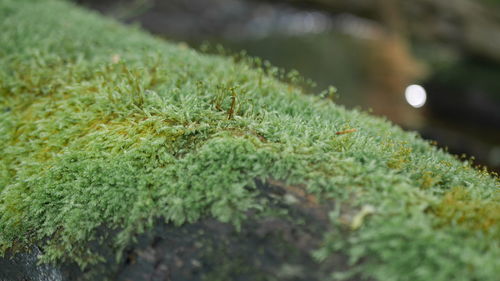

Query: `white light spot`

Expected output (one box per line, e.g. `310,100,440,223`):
405,84,427,108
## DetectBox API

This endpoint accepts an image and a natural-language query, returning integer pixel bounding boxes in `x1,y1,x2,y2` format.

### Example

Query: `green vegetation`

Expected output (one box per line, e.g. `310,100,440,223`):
0,0,498,280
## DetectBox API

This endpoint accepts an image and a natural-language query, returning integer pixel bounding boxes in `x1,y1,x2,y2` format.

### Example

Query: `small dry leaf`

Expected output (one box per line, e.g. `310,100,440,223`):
336,128,357,135
111,54,121,64
350,205,376,230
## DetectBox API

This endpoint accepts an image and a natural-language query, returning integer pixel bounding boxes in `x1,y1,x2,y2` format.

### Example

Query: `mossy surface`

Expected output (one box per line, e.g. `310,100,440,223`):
0,0,498,280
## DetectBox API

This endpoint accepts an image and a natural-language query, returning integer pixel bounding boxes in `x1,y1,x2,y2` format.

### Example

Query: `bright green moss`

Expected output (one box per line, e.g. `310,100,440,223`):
0,0,499,280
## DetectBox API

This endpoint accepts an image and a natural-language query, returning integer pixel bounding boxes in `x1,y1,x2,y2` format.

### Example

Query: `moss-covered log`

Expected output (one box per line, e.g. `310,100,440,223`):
0,0,498,280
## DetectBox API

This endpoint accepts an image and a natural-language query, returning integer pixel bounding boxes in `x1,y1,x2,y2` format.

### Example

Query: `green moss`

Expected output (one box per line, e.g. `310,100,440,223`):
0,0,499,280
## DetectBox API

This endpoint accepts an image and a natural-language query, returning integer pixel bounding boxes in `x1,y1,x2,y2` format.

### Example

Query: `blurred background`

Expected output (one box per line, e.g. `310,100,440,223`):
76,0,500,172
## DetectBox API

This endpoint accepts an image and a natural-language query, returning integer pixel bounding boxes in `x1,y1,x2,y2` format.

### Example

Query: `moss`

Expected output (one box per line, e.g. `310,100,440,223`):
0,0,499,280
431,186,500,234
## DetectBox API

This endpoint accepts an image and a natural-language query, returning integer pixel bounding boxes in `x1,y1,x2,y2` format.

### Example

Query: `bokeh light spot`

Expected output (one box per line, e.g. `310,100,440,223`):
405,84,427,108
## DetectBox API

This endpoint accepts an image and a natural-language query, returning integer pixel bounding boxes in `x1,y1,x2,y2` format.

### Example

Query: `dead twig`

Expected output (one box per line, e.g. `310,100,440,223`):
227,88,236,120
336,128,357,135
